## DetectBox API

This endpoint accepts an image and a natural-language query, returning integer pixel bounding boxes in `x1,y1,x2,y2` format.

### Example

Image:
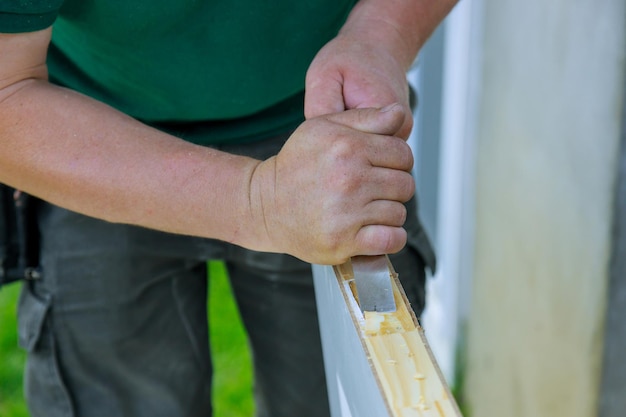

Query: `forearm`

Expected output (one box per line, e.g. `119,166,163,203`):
0,79,263,248
0,27,420,265
341,0,458,70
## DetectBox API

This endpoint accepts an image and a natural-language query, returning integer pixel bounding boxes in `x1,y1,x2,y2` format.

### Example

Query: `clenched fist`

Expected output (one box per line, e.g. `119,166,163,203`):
248,104,414,265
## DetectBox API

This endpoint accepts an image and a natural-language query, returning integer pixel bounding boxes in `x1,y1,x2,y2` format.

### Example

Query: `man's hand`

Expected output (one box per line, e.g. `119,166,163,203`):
305,32,414,139
304,0,458,139
248,105,415,265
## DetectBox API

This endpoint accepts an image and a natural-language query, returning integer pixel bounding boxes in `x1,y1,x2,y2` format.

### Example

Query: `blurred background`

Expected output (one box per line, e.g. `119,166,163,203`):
2,0,625,416
409,0,626,416
0,262,254,417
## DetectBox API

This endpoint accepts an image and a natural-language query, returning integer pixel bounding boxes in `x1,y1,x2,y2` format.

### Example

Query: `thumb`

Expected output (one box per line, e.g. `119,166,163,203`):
322,103,406,136
304,79,346,119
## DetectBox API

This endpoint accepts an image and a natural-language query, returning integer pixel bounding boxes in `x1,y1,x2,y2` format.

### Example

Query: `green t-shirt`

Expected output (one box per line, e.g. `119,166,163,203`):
0,0,355,144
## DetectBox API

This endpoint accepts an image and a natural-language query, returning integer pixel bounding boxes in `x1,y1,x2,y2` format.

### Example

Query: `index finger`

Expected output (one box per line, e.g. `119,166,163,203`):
364,135,414,172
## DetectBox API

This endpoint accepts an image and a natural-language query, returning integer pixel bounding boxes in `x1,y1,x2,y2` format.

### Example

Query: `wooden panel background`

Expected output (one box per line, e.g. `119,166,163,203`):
465,1,626,416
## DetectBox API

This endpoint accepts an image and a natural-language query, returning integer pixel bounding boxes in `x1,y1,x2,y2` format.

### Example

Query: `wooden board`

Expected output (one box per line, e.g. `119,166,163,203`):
313,257,462,417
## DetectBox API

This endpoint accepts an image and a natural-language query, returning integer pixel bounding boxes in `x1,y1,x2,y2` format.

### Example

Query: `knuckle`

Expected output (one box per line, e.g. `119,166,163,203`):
405,116,414,132
329,172,360,195
385,203,407,227
397,204,408,225
402,118,414,138
385,228,407,254
397,174,415,201
399,141,414,170
329,135,357,161
326,139,362,194
319,221,344,253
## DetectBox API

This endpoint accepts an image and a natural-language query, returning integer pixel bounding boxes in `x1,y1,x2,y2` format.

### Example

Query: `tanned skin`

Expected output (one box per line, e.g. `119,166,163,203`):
0,0,457,265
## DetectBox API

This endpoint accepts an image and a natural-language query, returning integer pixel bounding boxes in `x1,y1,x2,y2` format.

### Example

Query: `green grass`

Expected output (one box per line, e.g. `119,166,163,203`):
208,261,254,417
0,283,29,417
451,324,470,416
0,261,254,417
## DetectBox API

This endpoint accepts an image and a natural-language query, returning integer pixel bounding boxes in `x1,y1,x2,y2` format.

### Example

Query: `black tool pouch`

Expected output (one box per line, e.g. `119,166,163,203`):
0,184,42,287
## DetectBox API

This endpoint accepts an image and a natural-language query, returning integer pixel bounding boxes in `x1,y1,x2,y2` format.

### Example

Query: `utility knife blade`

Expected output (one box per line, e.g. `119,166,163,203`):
351,255,397,313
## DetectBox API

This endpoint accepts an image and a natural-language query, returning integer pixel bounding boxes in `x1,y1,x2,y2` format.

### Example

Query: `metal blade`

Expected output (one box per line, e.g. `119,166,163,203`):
351,255,397,313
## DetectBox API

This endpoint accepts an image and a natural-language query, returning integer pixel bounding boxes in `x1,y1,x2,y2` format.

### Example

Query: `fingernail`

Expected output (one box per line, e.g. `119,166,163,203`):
380,103,400,113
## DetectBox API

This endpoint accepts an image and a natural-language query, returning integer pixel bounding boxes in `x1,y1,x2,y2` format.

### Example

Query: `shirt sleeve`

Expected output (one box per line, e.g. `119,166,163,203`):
0,0,65,33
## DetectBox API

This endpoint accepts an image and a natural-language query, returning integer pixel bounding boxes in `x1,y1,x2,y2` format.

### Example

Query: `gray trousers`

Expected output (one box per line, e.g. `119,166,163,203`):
17,132,435,417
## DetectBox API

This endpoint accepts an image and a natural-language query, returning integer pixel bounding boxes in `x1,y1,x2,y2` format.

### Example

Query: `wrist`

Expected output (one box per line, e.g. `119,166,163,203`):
339,2,420,71
240,156,278,254
339,0,458,71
